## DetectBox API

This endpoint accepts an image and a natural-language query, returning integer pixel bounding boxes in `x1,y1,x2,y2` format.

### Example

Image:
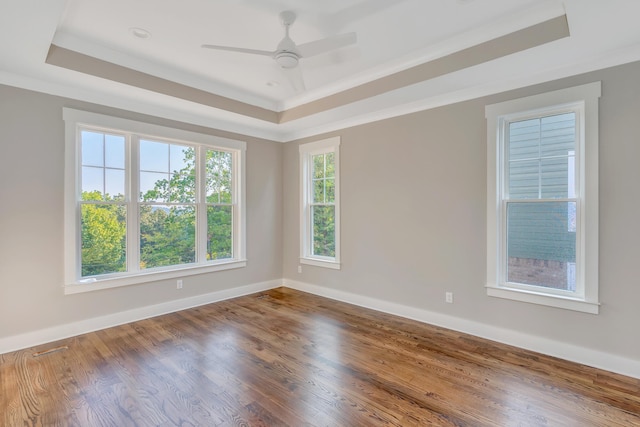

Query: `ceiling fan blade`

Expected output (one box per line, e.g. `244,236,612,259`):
201,44,274,57
282,66,306,93
297,32,357,58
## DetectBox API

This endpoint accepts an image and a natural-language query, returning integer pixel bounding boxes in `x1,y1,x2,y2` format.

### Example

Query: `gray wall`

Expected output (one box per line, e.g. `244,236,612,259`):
2,60,640,363
283,61,640,361
0,85,283,338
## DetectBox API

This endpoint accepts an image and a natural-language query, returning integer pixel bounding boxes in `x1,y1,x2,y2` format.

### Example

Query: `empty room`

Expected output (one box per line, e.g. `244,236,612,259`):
1,0,639,425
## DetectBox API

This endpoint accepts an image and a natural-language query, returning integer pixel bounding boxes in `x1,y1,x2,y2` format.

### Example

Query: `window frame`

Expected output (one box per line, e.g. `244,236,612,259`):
485,82,600,314
64,108,246,294
299,137,341,269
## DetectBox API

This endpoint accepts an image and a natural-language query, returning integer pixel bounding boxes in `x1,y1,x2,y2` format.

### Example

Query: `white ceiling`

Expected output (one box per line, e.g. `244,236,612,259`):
2,0,640,141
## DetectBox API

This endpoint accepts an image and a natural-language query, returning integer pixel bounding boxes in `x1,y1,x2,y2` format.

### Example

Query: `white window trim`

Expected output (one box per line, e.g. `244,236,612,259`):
63,108,247,294
299,136,341,270
485,82,600,314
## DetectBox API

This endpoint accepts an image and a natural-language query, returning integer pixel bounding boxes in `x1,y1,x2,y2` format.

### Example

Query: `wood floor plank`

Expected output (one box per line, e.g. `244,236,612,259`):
1,287,639,426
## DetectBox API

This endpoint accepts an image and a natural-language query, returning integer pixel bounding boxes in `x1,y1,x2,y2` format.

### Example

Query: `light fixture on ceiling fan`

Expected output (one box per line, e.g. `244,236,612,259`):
202,10,357,92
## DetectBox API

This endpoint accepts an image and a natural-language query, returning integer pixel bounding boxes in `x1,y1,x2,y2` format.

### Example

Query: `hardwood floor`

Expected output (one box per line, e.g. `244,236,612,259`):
1,287,639,426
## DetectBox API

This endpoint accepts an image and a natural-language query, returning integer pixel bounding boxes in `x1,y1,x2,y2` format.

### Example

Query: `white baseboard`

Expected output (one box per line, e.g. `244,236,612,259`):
283,278,640,380
4,277,639,380
0,279,281,355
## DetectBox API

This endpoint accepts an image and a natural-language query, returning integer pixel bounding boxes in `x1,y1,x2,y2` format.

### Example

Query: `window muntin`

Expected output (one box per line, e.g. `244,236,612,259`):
139,140,198,270
311,152,336,258
503,111,578,293
507,113,576,199
485,82,600,314
205,149,233,261
64,108,246,293
300,137,340,269
80,130,127,277
139,140,196,203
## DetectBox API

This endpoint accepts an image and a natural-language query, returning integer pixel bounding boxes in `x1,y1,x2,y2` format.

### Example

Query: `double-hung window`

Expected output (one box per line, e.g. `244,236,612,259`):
64,108,246,293
299,137,341,269
485,82,600,314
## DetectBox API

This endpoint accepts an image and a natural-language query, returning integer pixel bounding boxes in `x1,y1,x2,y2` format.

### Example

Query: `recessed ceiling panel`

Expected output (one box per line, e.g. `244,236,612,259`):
54,0,545,104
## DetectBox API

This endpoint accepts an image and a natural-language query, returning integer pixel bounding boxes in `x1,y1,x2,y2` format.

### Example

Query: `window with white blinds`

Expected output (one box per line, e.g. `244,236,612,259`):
485,82,601,314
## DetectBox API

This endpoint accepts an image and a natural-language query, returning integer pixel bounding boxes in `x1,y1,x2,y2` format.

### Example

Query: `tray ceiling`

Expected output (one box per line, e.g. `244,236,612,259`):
2,0,640,141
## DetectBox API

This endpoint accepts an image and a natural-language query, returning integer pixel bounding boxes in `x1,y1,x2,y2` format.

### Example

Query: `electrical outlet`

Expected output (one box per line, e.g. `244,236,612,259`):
177,279,183,289
445,292,453,304
297,265,302,274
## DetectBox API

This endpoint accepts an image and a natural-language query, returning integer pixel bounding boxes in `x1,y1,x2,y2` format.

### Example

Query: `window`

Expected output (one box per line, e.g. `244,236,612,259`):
300,137,341,269
64,109,246,293
485,82,600,314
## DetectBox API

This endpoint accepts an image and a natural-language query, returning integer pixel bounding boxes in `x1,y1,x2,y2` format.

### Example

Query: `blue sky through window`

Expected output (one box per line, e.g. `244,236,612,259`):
81,130,125,199
81,132,192,201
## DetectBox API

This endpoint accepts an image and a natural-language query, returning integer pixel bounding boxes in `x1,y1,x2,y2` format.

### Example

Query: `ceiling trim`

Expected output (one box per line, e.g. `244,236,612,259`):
45,44,280,124
45,15,568,128
278,15,569,123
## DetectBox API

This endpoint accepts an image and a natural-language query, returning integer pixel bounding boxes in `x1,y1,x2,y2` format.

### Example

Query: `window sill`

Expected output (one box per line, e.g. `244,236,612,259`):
65,260,247,295
300,257,341,270
486,284,599,314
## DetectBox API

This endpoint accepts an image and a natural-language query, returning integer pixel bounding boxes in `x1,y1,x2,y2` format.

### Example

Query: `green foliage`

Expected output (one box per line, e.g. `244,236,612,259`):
207,206,232,260
205,150,233,260
206,150,232,204
81,147,234,277
138,147,233,269
139,205,196,269
310,153,336,258
81,191,126,276
139,145,196,269
312,205,335,257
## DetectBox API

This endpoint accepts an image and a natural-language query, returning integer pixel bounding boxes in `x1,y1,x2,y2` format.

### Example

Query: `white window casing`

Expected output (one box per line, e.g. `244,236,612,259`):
63,108,246,294
299,137,341,269
485,82,600,314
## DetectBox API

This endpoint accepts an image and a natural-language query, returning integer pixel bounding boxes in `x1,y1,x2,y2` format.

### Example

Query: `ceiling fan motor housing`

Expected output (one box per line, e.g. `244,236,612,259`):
202,9,356,87
275,51,299,68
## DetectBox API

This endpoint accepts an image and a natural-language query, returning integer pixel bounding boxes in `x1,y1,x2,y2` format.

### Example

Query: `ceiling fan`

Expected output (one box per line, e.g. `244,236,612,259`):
202,10,357,92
